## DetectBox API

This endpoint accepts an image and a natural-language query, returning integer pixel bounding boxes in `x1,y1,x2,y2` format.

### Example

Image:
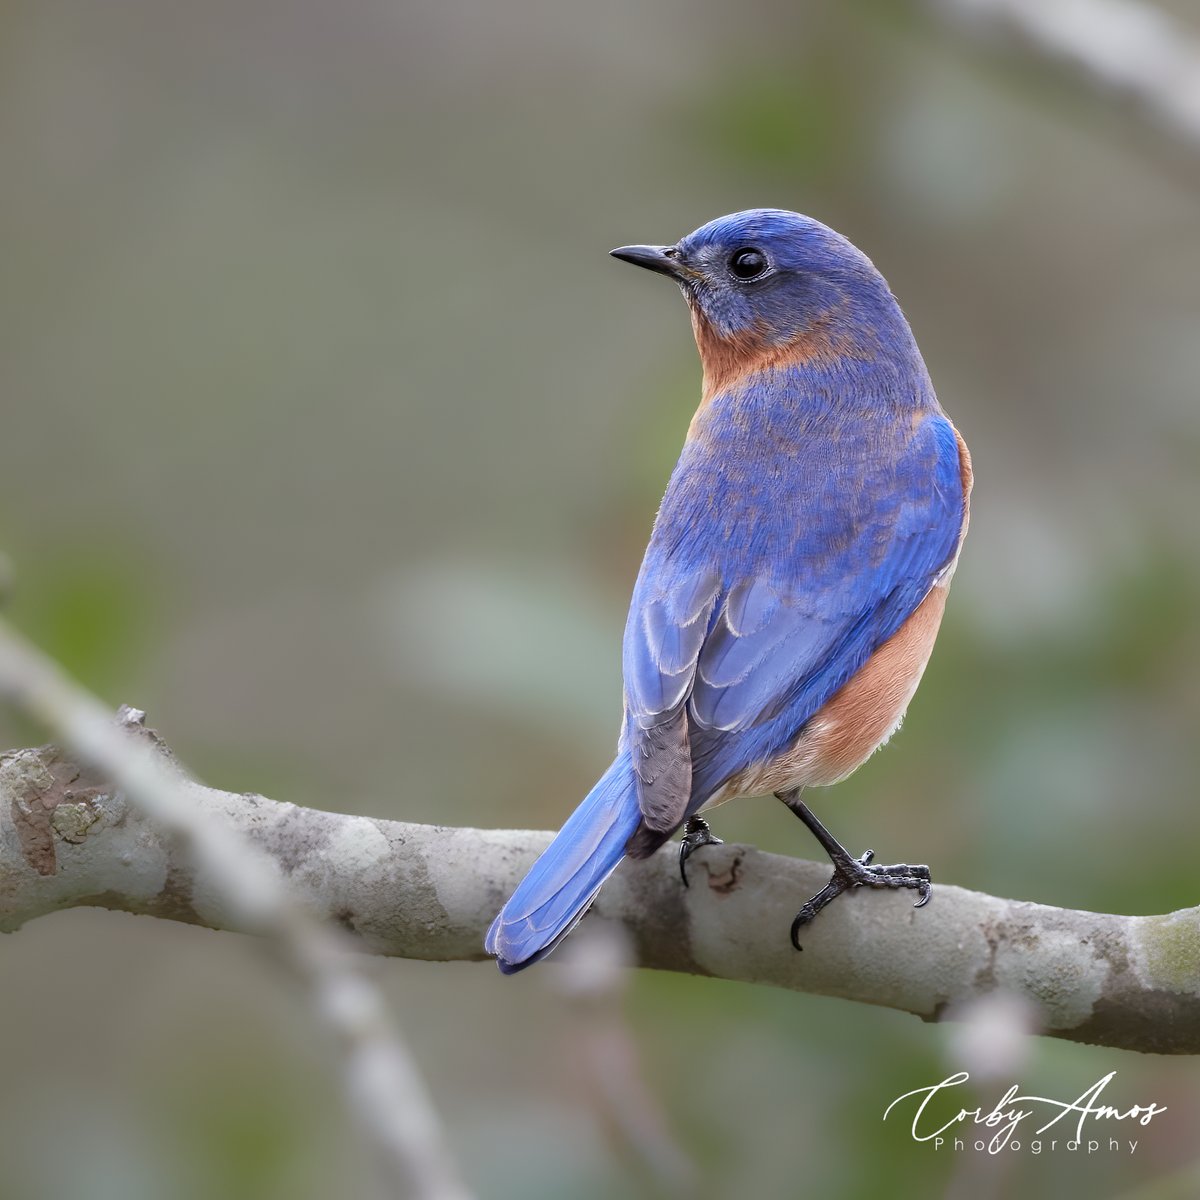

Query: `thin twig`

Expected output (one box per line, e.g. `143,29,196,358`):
554,925,698,1192
0,618,474,1200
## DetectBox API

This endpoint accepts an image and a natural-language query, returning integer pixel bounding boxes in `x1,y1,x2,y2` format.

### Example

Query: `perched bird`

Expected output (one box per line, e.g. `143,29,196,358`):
485,209,971,973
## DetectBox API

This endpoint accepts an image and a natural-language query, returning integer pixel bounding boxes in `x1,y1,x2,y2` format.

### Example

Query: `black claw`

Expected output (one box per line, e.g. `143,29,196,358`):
678,816,723,888
790,881,845,950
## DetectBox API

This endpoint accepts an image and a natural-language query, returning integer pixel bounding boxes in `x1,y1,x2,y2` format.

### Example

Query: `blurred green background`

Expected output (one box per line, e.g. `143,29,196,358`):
2,1,1199,1197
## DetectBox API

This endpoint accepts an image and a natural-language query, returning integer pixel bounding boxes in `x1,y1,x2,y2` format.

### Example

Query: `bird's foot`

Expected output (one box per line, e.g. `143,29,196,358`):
775,790,931,951
789,847,931,950
679,816,723,887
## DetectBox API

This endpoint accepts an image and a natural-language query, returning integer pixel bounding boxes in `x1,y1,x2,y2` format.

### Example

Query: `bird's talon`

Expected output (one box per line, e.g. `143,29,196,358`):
678,816,723,888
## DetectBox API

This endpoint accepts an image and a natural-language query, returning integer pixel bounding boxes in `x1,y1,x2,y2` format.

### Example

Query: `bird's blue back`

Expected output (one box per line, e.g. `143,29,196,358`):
622,354,964,814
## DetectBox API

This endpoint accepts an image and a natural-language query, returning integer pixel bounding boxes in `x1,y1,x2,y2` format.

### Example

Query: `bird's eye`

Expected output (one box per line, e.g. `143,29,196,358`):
729,247,768,281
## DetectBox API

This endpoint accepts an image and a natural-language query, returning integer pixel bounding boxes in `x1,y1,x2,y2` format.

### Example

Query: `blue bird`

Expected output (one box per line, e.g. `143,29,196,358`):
485,209,971,973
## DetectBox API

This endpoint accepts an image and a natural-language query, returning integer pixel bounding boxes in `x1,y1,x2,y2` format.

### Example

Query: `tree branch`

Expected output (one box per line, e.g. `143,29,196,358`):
932,0,1200,156
2,737,1196,1055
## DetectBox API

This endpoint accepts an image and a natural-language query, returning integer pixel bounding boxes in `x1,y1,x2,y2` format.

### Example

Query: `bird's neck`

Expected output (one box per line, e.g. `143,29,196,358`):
690,307,850,405
689,293,934,417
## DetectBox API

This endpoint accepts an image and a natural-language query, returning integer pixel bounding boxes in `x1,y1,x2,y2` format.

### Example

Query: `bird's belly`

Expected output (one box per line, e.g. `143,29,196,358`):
715,582,950,801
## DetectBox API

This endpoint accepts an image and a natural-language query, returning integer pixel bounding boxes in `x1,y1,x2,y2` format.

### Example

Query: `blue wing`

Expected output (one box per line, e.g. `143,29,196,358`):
621,407,965,834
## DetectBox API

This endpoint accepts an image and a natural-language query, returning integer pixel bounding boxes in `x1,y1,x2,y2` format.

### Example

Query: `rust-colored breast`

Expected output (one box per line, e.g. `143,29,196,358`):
953,426,973,553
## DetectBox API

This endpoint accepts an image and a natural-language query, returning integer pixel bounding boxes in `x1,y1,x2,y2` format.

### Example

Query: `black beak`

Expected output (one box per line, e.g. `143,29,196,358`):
610,244,684,279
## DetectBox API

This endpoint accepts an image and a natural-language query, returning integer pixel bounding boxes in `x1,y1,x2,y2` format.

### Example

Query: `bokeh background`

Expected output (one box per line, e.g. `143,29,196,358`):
2,1,1199,1197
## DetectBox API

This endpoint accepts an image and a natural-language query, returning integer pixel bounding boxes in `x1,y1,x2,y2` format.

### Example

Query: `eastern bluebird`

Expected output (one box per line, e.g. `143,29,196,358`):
485,209,971,973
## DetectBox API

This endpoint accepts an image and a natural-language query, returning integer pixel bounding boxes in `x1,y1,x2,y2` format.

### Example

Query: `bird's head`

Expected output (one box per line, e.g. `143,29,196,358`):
612,209,904,396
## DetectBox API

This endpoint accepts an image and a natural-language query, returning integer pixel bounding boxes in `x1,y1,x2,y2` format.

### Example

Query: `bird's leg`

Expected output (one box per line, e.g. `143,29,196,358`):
775,788,931,950
678,815,723,887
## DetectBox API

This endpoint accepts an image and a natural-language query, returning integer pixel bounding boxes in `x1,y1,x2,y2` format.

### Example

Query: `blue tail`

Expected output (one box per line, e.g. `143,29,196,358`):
485,752,641,973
